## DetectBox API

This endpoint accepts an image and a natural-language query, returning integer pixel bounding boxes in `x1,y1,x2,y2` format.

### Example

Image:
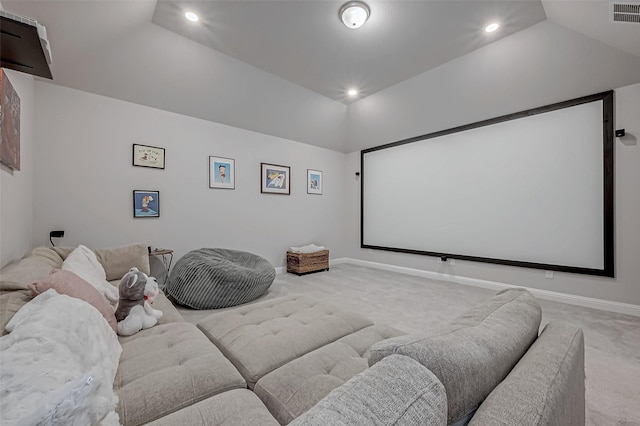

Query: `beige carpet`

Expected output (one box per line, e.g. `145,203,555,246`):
177,263,640,426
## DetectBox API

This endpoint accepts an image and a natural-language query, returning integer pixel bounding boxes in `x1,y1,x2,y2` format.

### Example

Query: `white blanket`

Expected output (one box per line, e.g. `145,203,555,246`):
1,290,122,425
289,243,326,253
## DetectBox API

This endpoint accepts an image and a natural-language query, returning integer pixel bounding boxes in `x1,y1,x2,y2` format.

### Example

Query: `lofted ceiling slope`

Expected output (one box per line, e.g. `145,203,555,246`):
2,0,640,153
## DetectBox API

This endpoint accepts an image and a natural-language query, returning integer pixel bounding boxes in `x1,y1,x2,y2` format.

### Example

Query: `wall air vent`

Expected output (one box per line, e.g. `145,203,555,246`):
610,2,640,23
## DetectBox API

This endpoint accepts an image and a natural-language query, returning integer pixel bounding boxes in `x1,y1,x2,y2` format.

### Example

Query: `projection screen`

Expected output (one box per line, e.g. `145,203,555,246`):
361,91,614,277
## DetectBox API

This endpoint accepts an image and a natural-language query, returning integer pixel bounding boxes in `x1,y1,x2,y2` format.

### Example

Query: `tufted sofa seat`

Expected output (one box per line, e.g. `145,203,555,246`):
254,324,406,424
115,322,246,426
197,295,374,388
146,389,280,426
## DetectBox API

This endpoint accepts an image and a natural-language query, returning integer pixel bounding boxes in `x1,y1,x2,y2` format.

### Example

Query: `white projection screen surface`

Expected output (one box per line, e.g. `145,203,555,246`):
361,91,614,277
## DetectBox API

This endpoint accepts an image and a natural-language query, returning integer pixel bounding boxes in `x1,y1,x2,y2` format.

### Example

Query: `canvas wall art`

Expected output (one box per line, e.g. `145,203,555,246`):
0,69,21,171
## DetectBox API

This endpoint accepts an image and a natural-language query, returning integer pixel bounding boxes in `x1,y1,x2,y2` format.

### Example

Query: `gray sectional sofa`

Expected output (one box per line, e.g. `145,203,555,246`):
0,245,585,425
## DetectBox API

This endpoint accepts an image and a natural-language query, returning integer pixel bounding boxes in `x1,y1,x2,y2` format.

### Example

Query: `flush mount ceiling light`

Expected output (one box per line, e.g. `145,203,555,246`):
485,22,500,33
339,1,370,29
347,88,359,97
185,11,199,22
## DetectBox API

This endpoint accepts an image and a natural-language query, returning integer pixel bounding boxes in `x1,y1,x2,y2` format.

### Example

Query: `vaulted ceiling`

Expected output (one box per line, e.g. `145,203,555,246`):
151,0,547,102
4,0,640,152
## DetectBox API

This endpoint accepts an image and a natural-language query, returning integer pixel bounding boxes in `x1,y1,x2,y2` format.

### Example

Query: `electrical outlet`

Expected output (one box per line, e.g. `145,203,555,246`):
545,271,553,279
450,259,456,265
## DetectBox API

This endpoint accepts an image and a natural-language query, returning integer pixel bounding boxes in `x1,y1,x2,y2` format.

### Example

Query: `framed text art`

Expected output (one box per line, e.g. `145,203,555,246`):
261,163,290,195
209,156,235,189
133,144,165,169
307,169,322,195
133,190,160,218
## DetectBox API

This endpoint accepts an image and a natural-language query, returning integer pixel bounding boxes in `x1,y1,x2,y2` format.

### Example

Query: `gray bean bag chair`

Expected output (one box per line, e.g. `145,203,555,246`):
166,248,276,309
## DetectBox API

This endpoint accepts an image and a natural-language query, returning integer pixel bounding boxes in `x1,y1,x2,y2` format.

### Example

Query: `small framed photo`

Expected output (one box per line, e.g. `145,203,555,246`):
209,156,235,189
307,169,323,195
261,163,290,195
133,144,165,169
133,190,160,218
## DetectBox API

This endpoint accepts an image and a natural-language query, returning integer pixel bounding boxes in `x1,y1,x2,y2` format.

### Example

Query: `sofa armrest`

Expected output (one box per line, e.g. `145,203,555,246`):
290,354,447,426
469,322,585,426
368,288,542,424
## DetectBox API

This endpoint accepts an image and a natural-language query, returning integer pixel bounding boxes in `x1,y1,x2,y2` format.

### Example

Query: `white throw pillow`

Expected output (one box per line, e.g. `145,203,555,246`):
62,245,119,305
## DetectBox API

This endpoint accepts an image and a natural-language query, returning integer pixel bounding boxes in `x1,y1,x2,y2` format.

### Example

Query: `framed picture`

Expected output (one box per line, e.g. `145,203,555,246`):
133,190,160,218
209,156,235,189
307,169,323,195
261,163,290,195
0,69,21,171
133,144,165,169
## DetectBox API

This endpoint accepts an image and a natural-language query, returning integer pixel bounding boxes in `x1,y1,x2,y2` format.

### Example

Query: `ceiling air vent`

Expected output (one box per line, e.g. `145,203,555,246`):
610,2,640,23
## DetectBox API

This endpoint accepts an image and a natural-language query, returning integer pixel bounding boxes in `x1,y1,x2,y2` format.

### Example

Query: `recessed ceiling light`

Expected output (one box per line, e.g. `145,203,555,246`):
339,1,370,29
185,12,199,22
485,23,499,33
347,89,359,97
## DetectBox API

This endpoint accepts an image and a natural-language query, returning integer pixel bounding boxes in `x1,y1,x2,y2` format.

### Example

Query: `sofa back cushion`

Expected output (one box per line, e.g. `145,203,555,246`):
54,243,150,281
368,288,542,425
95,243,150,281
0,247,63,291
0,245,149,292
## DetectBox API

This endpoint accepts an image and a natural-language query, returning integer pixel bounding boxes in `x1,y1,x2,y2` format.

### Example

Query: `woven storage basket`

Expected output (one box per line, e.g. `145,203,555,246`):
286,250,329,275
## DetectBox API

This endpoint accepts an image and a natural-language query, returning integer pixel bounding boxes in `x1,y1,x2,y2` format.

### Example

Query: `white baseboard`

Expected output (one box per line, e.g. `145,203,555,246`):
330,258,349,266
337,258,640,317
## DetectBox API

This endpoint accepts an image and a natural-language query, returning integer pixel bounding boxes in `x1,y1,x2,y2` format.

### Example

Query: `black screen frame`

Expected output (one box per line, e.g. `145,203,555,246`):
360,90,614,277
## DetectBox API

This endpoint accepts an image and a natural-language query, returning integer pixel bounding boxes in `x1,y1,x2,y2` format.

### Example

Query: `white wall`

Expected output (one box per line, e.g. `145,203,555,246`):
32,82,347,268
0,70,35,267
346,81,640,305
5,16,639,309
